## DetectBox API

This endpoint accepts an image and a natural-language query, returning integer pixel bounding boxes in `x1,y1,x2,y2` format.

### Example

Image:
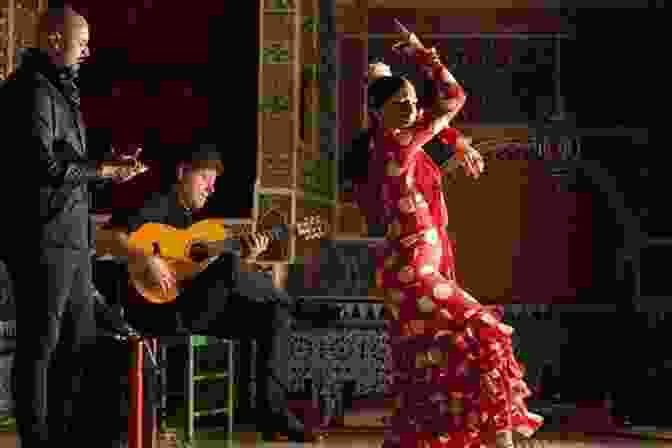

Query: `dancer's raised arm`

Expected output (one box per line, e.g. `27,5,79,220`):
392,19,466,135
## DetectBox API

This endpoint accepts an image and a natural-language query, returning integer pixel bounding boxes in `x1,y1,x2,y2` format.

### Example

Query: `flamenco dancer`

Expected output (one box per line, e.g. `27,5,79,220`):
350,21,544,448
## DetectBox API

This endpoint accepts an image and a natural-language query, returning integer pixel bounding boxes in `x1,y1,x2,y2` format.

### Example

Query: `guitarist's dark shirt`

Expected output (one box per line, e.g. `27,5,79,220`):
108,187,193,234
107,187,197,332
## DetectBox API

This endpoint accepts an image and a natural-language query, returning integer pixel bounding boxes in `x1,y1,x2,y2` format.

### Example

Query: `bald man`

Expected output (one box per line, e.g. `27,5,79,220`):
3,4,144,445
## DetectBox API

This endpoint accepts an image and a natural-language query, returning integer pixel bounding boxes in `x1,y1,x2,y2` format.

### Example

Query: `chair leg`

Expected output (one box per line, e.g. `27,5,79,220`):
184,335,195,446
227,339,234,440
143,338,159,448
128,337,144,448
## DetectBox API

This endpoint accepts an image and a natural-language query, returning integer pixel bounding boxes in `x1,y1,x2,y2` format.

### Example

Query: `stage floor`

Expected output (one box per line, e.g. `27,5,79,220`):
2,404,670,447
2,428,671,448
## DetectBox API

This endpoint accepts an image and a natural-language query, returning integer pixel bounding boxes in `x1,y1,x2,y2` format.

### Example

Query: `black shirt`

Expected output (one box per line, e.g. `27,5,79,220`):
108,187,193,234
108,187,192,333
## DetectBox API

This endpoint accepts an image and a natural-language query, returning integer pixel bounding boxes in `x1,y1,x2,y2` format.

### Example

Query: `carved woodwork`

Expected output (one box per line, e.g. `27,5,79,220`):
257,0,335,265
0,0,47,80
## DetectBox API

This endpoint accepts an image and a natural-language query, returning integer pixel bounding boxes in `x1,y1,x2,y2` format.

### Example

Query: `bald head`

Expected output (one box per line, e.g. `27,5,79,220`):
37,4,90,69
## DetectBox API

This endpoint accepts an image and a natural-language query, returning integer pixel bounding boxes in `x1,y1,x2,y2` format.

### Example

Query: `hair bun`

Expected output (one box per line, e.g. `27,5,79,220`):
366,62,392,83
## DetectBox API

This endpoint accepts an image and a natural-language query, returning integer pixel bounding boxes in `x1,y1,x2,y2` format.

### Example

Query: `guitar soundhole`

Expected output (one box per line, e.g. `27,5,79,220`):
190,242,210,262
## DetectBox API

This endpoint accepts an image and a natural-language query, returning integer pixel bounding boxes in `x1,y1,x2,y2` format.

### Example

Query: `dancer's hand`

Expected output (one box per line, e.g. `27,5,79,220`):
392,18,425,54
459,138,485,179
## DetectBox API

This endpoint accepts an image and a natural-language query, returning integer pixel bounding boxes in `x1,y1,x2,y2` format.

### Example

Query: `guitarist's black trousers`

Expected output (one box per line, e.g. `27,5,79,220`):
125,251,300,425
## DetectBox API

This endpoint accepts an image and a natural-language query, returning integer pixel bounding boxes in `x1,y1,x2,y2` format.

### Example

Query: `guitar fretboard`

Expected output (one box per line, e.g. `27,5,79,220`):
214,224,290,253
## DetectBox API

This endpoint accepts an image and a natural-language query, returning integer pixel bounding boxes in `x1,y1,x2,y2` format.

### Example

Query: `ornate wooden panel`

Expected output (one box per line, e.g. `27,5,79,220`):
13,1,40,49
256,191,293,261
0,0,10,81
259,1,299,190
1,0,47,80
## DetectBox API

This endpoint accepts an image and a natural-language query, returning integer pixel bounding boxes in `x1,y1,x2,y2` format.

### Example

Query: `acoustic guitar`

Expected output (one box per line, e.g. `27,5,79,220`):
127,216,328,304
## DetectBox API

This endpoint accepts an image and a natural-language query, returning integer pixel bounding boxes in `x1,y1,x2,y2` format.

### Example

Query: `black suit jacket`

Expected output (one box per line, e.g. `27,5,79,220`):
7,49,107,250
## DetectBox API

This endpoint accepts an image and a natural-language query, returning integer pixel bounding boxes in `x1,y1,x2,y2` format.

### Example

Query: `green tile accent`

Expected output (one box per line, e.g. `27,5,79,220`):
270,0,291,10
302,158,335,200
321,91,337,114
303,110,318,132
259,95,290,113
302,16,318,33
300,192,335,207
263,45,290,64
303,63,319,82
259,194,273,212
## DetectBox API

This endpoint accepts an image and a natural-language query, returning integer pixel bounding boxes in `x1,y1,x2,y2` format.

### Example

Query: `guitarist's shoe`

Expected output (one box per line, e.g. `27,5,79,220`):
259,410,328,443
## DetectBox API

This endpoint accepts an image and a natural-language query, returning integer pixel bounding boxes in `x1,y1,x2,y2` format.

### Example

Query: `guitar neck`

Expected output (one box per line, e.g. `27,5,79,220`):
205,224,292,255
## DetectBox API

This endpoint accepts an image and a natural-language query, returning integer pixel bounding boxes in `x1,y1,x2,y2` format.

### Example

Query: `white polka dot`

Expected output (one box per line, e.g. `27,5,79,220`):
480,313,497,325
414,193,429,208
418,264,435,276
433,282,455,299
417,296,435,313
423,228,439,245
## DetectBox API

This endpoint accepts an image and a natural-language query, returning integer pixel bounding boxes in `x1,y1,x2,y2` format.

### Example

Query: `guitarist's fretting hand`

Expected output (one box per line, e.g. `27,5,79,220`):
240,233,270,262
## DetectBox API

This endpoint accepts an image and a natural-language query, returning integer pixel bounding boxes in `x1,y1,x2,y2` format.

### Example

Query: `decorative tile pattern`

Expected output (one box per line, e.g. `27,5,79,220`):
285,304,569,398
287,329,391,396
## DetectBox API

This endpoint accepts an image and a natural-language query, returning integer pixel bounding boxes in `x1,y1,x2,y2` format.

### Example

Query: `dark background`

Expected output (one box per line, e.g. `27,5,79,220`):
69,0,260,218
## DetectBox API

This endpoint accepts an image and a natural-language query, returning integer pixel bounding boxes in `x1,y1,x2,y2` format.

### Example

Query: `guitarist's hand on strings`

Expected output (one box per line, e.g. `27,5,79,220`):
137,255,176,295
240,233,270,262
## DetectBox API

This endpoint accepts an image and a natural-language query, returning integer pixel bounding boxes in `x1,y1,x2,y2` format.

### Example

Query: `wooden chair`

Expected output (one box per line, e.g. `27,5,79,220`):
182,335,235,446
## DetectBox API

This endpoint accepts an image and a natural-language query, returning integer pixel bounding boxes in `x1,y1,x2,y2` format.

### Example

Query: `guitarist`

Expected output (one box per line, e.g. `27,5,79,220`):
100,144,328,443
